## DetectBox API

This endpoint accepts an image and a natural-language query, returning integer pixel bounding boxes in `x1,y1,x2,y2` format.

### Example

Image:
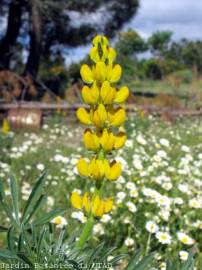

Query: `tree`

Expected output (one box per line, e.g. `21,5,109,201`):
0,0,140,79
0,0,24,69
148,31,172,57
116,29,147,56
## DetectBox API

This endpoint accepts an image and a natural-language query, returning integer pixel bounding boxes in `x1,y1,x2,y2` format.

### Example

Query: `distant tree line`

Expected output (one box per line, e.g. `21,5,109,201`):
116,29,202,80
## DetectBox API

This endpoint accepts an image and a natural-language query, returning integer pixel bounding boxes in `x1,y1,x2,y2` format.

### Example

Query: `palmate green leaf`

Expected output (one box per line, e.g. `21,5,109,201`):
22,172,47,223
9,176,20,224
32,208,65,226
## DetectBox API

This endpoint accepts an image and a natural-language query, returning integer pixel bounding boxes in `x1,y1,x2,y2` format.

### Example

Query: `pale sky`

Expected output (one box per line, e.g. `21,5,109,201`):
124,0,202,40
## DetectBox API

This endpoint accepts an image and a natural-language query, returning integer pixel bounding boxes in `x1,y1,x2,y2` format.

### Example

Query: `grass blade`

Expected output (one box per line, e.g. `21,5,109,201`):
126,249,143,270
9,176,20,224
24,194,47,224
134,253,154,270
22,172,47,222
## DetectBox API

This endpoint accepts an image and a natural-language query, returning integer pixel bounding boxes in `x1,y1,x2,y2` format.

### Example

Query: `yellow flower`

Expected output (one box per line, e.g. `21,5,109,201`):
76,107,92,125
71,35,129,239
80,62,122,84
71,191,113,218
93,35,108,47
100,81,116,104
83,129,126,152
81,83,99,104
77,157,121,181
105,161,122,180
80,64,94,84
83,129,100,151
114,86,130,103
91,104,108,128
2,119,10,135
77,105,108,128
108,107,126,127
90,35,116,64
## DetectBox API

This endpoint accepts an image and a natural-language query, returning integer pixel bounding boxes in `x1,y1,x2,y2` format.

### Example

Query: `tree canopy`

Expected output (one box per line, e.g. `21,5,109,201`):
0,0,140,78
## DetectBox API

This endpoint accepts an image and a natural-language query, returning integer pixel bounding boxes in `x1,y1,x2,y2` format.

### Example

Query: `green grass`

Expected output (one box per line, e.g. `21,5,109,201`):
124,77,202,109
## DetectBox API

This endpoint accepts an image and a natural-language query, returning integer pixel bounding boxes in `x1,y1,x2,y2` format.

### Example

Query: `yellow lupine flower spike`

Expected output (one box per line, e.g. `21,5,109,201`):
71,35,130,248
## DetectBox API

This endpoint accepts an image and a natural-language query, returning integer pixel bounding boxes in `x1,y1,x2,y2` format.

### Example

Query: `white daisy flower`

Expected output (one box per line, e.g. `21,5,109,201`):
156,231,172,245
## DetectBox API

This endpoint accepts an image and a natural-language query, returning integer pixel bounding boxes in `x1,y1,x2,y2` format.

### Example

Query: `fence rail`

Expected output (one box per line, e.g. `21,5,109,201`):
1,102,202,117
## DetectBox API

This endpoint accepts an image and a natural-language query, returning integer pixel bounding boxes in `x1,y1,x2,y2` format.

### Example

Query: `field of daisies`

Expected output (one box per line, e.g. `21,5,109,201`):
0,113,202,269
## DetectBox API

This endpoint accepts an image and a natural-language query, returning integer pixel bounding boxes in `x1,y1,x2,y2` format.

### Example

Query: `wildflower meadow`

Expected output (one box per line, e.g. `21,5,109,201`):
0,36,202,270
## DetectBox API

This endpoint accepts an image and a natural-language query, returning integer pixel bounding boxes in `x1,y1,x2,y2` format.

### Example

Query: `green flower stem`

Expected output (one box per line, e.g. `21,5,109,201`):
145,233,151,255
76,216,94,249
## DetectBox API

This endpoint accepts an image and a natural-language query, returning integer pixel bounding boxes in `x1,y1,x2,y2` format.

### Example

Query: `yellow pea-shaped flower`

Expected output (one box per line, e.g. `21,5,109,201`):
106,161,122,181
93,35,108,46
81,83,99,104
114,132,127,149
107,64,122,83
114,86,129,103
90,47,100,63
82,192,91,213
80,64,94,84
77,108,92,125
77,158,89,177
100,81,116,104
108,48,116,64
92,104,107,128
99,129,115,152
108,108,126,127
104,198,113,212
71,192,82,209
83,129,100,151
94,62,107,82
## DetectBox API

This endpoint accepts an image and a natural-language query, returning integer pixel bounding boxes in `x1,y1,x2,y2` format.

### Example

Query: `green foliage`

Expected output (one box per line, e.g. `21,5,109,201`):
0,173,157,269
116,29,148,56
166,252,195,270
125,249,154,270
148,31,172,56
143,59,164,80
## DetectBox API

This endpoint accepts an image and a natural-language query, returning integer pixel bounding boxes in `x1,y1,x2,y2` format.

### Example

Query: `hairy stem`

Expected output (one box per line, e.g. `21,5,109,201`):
76,216,94,249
